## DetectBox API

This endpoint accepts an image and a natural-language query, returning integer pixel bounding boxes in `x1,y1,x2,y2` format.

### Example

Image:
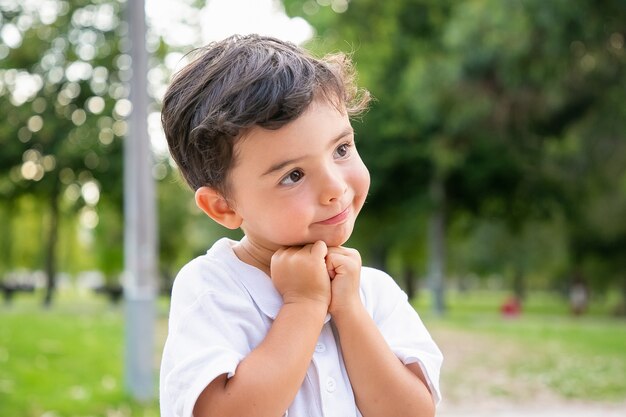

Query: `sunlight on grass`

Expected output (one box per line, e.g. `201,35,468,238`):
414,290,626,403
0,290,164,417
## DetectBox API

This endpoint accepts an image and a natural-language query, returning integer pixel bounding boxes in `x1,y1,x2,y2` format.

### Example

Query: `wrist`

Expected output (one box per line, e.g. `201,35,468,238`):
329,297,365,323
282,297,329,316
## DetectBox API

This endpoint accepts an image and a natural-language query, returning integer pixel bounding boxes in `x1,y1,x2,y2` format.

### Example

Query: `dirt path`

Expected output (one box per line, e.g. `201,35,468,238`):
430,327,626,416
437,403,626,417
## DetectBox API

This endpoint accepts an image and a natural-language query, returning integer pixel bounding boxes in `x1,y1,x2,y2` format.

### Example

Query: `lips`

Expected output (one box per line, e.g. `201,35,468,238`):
317,207,350,225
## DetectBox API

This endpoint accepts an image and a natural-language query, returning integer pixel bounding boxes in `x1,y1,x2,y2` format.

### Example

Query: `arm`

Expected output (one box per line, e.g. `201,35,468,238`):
326,247,436,417
194,242,331,417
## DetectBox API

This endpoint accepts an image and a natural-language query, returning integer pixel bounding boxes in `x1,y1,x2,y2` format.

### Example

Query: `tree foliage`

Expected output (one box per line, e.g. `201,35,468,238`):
285,0,626,301
0,0,127,305
0,0,222,304
1,0,625,310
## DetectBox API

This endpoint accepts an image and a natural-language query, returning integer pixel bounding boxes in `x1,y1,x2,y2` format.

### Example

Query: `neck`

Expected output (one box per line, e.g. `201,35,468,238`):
233,236,274,276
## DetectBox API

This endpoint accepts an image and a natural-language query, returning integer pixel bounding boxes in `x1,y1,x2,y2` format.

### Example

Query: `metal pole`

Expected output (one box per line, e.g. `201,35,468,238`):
123,0,157,401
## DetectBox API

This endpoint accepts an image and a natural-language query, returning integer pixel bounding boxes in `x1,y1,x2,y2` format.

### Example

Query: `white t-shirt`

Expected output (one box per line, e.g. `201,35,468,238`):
160,238,443,417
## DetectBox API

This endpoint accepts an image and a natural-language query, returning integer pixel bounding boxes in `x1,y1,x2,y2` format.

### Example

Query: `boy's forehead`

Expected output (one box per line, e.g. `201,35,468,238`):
234,100,352,160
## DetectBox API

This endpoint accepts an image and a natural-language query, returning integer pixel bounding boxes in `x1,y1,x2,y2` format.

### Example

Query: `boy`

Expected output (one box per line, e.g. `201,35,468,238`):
159,34,442,417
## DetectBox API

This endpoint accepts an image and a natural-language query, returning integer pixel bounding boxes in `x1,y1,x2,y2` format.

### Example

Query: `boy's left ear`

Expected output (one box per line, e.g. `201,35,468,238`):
194,186,242,230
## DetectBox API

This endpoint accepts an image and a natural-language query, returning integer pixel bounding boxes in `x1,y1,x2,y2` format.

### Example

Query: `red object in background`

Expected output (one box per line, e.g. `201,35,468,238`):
500,296,522,318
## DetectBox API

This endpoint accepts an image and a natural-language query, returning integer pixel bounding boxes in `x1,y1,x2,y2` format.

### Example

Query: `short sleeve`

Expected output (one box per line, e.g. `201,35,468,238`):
160,265,270,417
361,268,443,404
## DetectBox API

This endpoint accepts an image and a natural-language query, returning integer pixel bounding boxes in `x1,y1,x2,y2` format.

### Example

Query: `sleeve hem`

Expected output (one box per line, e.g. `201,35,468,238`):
164,349,243,417
397,351,442,405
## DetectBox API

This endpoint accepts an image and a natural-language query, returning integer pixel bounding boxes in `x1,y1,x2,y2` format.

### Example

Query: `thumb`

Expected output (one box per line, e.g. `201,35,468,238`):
310,240,328,259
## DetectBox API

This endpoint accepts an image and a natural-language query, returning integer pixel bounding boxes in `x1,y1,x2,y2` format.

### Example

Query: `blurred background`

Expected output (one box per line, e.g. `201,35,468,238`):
1,0,625,416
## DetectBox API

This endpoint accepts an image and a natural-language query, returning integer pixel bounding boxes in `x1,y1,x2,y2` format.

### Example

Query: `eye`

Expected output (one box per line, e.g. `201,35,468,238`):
334,142,352,159
279,169,304,185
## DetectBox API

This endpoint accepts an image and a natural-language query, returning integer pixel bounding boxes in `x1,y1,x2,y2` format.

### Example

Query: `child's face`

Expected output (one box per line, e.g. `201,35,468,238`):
227,99,370,249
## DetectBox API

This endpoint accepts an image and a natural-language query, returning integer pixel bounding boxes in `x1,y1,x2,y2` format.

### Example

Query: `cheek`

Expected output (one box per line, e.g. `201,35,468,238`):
272,194,312,222
353,160,371,197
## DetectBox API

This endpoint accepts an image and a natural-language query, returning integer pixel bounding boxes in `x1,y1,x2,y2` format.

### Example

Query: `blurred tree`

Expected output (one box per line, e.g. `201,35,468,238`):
0,0,126,306
0,0,214,305
156,164,194,292
285,0,626,310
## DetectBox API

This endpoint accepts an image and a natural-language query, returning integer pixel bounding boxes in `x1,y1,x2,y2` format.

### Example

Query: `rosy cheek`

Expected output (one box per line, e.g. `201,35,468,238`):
285,198,311,218
354,161,371,196
363,166,371,191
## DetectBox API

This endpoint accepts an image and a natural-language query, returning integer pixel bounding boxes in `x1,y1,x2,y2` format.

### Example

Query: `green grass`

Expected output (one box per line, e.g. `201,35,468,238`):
1,288,625,416
415,290,626,402
0,291,163,417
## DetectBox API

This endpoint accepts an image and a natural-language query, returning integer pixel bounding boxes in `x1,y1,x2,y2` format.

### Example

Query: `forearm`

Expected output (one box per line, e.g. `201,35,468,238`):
194,301,327,417
333,303,435,417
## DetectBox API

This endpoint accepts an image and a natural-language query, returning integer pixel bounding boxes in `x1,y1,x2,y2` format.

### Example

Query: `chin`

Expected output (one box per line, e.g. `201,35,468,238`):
291,224,354,247
320,233,351,248
326,224,356,247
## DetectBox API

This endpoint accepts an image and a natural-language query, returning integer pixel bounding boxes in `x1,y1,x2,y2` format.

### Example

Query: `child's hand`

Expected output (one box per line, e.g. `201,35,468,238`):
271,241,331,308
325,246,362,316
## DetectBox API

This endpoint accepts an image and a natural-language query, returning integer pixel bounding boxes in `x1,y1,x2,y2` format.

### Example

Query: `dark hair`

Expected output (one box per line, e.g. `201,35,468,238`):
161,34,370,195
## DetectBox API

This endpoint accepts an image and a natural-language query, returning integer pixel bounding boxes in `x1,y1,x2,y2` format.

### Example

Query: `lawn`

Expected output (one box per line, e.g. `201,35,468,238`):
414,290,626,404
0,291,163,417
1,288,625,416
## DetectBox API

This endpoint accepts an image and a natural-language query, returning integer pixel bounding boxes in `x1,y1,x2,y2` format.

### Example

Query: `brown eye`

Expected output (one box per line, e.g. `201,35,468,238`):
280,169,304,185
334,143,351,159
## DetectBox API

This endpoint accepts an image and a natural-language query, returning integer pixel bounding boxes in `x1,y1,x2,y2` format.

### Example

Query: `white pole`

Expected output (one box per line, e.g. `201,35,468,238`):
123,0,157,401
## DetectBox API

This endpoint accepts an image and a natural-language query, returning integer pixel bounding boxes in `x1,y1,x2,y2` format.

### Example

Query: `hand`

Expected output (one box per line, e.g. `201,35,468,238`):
271,241,332,308
325,246,362,316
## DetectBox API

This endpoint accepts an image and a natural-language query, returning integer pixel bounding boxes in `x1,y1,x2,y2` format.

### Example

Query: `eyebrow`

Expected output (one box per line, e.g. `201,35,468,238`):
261,127,354,176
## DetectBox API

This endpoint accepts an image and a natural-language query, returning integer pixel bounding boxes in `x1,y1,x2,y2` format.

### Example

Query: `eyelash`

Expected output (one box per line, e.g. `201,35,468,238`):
334,142,353,159
278,141,354,186
279,169,304,186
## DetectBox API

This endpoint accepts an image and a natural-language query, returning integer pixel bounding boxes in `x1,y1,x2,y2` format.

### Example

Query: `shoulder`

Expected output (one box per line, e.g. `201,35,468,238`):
359,266,408,319
169,238,248,316
360,266,405,298
173,239,237,291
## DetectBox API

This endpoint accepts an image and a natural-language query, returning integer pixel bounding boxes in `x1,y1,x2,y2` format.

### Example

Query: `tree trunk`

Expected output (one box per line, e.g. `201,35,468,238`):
0,201,14,279
43,180,60,308
428,175,446,315
620,274,626,317
403,267,417,300
369,244,388,272
512,266,525,301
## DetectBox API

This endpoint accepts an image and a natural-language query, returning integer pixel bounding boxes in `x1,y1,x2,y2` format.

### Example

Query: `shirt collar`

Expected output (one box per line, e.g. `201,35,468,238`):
216,238,330,323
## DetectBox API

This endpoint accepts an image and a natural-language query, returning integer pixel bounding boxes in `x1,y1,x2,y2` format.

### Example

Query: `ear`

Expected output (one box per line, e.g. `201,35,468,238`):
195,187,242,230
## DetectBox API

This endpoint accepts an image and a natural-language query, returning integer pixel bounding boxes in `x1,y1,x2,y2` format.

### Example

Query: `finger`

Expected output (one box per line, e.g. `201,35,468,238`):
325,246,345,255
329,247,361,267
309,240,328,258
327,246,359,258
325,256,336,279
326,252,351,279
270,247,285,263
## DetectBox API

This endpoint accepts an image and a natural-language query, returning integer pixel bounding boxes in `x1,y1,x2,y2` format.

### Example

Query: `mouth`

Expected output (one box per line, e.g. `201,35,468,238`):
317,207,350,225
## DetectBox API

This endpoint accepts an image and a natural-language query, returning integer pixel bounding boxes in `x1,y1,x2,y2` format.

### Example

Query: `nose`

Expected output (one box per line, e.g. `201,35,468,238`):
319,165,346,204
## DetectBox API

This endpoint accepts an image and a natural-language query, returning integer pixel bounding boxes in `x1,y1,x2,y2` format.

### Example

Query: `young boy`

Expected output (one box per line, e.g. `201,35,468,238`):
159,34,442,417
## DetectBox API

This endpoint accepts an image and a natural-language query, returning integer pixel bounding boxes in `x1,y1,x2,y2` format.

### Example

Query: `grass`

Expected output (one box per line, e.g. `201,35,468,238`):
1,288,625,416
0,290,163,417
414,290,626,402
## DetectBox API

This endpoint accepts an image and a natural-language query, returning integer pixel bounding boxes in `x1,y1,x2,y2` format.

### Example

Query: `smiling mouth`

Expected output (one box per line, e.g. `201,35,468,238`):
317,207,350,225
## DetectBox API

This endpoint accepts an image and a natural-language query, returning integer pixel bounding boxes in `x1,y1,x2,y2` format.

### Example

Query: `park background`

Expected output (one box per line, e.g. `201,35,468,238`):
1,0,625,416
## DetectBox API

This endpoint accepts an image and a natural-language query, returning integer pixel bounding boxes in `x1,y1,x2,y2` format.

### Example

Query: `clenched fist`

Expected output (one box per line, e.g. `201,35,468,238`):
271,241,332,308
325,246,362,317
